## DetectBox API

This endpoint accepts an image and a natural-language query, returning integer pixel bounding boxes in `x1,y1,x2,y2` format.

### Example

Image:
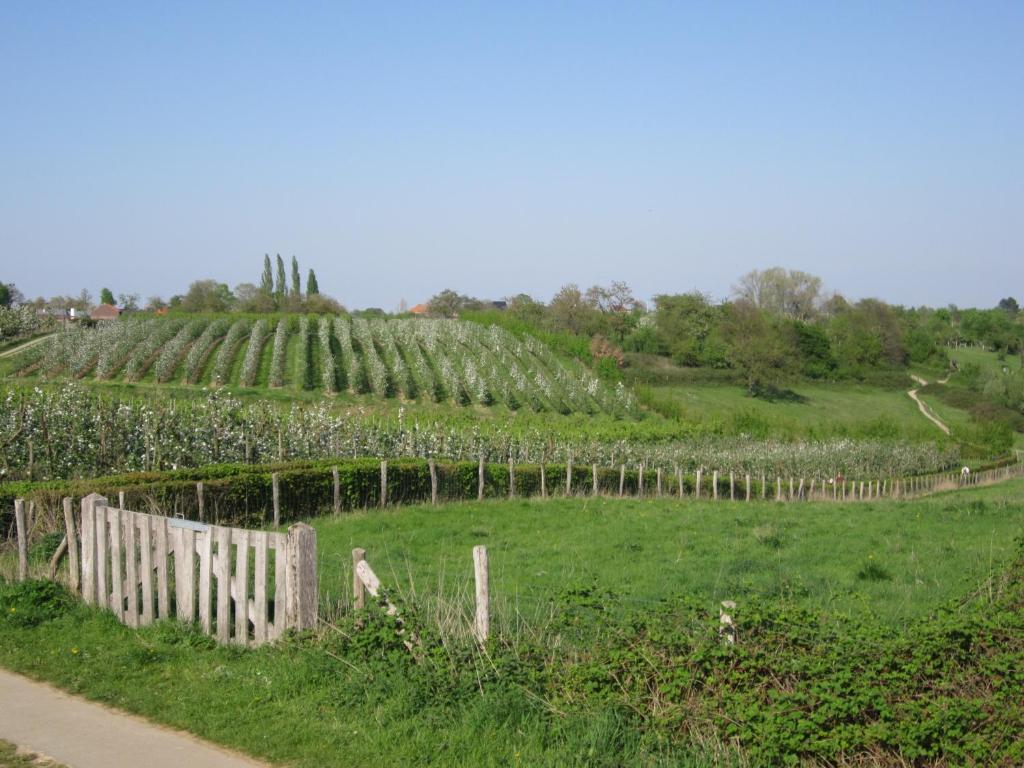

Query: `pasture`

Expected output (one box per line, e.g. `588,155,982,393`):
2,481,1023,766
314,480,1024,627
637,380,965,441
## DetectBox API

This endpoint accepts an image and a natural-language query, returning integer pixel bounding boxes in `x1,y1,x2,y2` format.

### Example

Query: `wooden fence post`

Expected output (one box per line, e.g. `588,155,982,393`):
761,473,767,500
566,454,573,496
789,478,794,500
656,467,663,497
79,494,105,605
677,467,684,499
286,523,317,631
592,464,599,497
776,477,782,501
638,465,644,497
473,545,489,643
695,469,702,499
380,460,388,508
540,463,547,498
15,499,28,582
478,456,485,501
272,472,281,527
619,464,625,497
509,458,515,498
729,472,735,501
332,466,341,514
118,490,126,510
352,548,366,610
197,482,205,522
745,474,751,502
713,471,719,500
63,497,80,593
429,459,438,505
798,478,805,500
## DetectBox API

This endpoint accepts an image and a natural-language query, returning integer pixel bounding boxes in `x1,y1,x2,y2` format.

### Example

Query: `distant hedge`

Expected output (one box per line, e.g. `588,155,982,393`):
1,457,744,537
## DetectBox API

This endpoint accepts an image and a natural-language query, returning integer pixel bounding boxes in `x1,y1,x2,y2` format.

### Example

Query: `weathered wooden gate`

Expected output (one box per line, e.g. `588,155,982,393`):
77,493,316,646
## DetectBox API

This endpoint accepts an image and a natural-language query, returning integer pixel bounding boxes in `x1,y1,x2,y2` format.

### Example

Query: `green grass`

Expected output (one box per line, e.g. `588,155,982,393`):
637,381,965,441
0,741,66,768
0,598,734,768
313,480,1024,627
949,346,1024,376
2,481,1023,766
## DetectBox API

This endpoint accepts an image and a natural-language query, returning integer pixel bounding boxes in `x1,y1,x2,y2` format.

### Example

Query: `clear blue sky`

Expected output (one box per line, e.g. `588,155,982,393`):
2,2,1021,309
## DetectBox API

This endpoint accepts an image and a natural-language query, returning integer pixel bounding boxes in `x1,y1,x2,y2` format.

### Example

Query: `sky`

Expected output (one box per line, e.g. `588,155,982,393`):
1,2,1022,310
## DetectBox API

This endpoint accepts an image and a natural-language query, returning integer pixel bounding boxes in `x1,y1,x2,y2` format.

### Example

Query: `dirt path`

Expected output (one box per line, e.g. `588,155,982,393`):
908,374,951,435
0,334,54,359
0,668,270,768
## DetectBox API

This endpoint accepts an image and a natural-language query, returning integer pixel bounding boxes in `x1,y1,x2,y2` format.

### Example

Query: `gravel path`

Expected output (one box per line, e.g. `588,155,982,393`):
908,374,951,435
0,668,270,768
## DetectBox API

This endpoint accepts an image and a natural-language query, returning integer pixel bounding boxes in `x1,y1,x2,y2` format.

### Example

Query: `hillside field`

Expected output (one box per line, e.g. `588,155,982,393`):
5,315,633,416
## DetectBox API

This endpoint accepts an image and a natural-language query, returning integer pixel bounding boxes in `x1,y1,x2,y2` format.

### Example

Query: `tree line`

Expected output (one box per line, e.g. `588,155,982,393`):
426,268,1023,395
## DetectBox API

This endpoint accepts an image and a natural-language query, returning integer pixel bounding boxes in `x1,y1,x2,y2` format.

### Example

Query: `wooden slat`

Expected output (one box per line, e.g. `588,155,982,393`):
109,508,123,620
234,529,250,646
270,535,287,640
15,500,28,581
356,559,382,596
139,515,153,625
124,512,139,628
285,524,317,631
178,528,196,622
154,518,170,619
63,498,80,593
80,499,96,605
216,525,232,644
252,532,268,645
95,506,108,612
197,528,213,634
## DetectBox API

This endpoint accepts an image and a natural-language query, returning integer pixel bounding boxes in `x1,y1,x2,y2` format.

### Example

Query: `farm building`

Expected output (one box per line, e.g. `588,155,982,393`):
90,303,122,321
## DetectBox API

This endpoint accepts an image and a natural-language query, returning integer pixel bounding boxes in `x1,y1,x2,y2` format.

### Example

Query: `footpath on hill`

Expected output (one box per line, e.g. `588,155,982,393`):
0,668,269,768
908,374,951,435
0,334,54,359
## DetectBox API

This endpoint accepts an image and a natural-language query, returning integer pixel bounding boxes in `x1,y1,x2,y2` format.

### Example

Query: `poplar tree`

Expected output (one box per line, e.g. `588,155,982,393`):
274,254,287,300
261,254,274,294
290,255,301,296
307,269,319,295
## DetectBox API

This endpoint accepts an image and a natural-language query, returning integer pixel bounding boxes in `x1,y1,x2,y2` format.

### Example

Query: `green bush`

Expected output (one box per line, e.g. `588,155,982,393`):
1,580,74,628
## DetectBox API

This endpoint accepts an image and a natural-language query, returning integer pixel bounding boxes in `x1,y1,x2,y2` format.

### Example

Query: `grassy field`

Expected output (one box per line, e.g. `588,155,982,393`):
313,480,1024,628
2,480,1023,766
637,380,964,441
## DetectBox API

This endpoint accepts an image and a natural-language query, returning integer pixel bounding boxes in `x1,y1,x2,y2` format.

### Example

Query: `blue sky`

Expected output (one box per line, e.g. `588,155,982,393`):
2,2,1021,309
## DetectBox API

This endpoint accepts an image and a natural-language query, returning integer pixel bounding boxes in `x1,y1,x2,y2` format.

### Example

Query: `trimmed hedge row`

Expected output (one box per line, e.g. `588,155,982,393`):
3,458,784,537
6,455,1017,543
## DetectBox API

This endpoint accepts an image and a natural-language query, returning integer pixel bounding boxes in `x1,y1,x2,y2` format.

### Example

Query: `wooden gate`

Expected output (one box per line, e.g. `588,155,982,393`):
77,493,316,646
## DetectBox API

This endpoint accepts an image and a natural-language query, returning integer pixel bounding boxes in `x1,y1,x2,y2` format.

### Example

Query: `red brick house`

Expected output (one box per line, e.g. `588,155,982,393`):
90,303,122,321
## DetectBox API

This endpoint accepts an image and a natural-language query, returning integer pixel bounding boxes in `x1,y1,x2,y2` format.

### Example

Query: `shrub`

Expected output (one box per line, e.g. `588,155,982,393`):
1,580,74,628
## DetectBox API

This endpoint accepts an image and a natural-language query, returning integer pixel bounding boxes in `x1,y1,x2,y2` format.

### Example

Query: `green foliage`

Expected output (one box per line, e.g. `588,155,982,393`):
290,255,301,296
1,580,73,628
787,320,835,378
274,254,287,299
652,292,724,367
260,254,274,294
99,287,115,305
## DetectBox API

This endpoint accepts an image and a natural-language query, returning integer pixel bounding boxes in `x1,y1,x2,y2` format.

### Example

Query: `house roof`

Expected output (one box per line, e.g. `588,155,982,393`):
409,303,429,315
90,303,122,320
